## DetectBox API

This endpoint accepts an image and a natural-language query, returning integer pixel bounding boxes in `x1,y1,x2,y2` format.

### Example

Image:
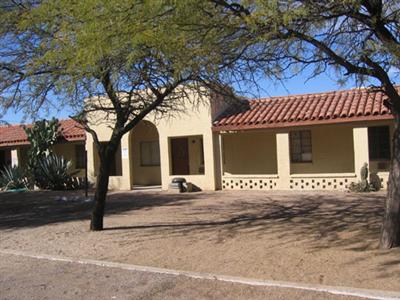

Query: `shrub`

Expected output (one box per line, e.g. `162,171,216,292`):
34,154,81,190
348,181,375,193
0,165,28,191
369,173,382,191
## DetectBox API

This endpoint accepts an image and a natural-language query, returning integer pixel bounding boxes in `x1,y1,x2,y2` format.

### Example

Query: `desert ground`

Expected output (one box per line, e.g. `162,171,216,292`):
1,252,373,300
1,189,399,292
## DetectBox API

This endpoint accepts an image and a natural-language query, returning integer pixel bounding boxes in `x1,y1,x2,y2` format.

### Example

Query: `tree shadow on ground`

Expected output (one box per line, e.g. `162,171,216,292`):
0,190,205,230
0,190,388,252
105,192,387,252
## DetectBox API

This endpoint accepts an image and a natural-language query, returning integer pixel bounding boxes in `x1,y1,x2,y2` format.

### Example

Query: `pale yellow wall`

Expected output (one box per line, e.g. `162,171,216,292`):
85,87,219,191
130,121,161,186
157,98,217,191
222,131,277,174
52,142,86,177
290,124,355,174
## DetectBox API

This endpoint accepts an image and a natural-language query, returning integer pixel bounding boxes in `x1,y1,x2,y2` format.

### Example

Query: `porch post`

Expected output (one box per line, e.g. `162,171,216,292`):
276,132,290,190
353,127,369,179
218,133,224,176
11,149,18,167
86,134,96,184
120,134,131,189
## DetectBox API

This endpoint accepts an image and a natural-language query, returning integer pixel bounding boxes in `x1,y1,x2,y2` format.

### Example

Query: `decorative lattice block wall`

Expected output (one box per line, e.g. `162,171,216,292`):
221,174,390,191
222,177,277,190
289,176,357,190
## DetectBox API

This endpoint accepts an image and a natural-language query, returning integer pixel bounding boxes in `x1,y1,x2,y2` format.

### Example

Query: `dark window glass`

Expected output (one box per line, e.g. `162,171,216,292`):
75,144,86,169
290,130,312,163
368,126,391,160
96,142,122,176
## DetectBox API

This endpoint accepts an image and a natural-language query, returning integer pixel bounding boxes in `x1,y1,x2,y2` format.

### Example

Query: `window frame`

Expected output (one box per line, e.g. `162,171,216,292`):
289,130,313,163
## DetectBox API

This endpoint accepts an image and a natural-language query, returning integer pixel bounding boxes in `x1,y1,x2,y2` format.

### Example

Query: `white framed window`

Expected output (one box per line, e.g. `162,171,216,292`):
140,141,160,166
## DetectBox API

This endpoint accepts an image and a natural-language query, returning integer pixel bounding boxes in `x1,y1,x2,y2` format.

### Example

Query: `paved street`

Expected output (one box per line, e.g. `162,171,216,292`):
0,252,378,300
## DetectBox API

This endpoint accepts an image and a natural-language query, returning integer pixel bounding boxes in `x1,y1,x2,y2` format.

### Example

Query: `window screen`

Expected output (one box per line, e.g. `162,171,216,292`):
140,141,160,166
290,130,312,163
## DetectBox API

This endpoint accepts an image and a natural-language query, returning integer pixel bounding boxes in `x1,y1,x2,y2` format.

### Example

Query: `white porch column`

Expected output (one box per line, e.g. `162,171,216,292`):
218,134,224,177
212,132,224,190
11,149,18,167
120,134,132,189
159,134,170,191
276,132,291,189
353,127,369,179
86,133,96,184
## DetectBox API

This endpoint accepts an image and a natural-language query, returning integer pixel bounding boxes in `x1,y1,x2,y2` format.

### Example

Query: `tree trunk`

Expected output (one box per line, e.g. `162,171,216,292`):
90,147,115,231
380,112,400,248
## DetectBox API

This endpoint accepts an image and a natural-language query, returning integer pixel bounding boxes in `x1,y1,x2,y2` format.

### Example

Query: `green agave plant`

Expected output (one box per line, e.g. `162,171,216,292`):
0,165,28,191
34,154,79,190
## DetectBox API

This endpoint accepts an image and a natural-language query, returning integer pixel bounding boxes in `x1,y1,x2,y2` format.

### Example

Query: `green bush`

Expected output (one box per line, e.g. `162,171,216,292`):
34,154,81,190
0,165,28,191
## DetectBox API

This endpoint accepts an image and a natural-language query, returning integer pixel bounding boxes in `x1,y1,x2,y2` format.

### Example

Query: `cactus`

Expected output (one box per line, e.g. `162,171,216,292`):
360,162,369,181
348,162,373,192
360,162,369,191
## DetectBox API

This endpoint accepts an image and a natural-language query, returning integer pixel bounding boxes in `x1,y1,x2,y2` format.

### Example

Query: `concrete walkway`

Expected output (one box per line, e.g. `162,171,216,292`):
1,250,400,300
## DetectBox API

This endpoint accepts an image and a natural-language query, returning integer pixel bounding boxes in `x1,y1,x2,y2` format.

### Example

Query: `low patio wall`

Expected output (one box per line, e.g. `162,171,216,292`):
289,173,357,191
222,175,278,190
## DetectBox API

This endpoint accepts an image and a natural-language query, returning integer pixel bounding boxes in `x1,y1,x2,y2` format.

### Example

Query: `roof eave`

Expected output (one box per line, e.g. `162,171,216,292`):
212,114,394,132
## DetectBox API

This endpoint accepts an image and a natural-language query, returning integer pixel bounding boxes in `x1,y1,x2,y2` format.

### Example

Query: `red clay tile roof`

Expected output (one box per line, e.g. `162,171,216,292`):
0,119,85,147
213,87,394,131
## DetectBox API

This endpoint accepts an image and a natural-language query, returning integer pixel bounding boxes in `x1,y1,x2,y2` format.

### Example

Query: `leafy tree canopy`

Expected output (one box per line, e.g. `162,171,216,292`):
0,0,254,230
0,0,246,123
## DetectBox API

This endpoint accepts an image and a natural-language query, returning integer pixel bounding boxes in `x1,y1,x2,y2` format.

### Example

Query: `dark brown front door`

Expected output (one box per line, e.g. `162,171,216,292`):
171,137,189,175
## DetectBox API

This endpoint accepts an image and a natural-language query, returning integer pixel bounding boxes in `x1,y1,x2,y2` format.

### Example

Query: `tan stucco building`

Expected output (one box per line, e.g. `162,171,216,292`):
1,87,393,192
85,87,394,192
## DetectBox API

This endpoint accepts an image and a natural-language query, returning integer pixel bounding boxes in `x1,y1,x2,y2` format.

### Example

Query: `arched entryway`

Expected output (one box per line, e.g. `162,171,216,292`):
129,120,161,188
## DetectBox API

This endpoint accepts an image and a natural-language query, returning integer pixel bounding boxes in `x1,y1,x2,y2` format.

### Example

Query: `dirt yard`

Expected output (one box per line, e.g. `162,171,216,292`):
1,190,399,292
1,253,371,300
